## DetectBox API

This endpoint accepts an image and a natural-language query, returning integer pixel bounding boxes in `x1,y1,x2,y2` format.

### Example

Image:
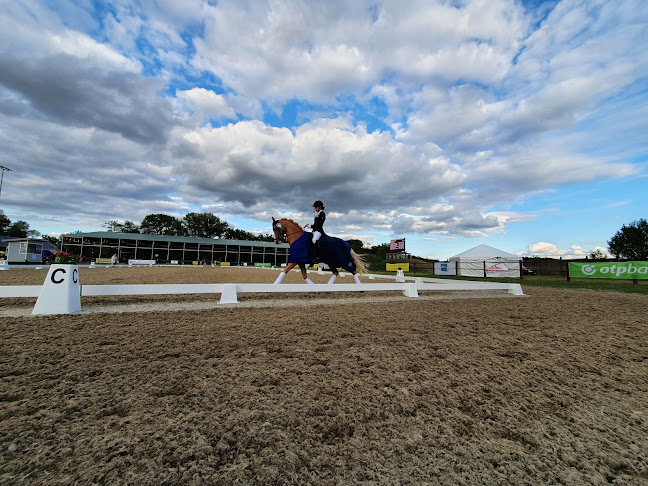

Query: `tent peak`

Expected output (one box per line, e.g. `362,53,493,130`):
450,244,518,260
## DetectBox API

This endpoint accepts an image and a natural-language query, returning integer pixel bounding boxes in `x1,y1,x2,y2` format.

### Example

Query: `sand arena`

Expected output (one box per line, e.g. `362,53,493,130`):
1,266,646,484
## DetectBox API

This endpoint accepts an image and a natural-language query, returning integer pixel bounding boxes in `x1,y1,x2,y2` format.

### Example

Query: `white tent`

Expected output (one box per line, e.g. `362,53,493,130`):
449,244,521,278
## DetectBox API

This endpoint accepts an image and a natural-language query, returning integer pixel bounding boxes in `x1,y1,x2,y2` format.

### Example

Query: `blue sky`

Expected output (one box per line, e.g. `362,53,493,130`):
0,0,646,259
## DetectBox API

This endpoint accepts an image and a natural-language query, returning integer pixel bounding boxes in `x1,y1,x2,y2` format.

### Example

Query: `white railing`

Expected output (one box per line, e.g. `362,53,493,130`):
0,265,524,315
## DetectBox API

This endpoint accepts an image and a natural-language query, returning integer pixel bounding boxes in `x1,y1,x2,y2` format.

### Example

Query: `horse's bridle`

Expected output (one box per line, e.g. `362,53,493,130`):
272,219,301,244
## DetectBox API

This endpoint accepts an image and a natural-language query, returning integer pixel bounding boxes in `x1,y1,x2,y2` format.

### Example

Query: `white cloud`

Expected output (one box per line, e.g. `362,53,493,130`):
176,88,236,121
523,241,610,259
605,201,630,209
190,0,529,104
0,0,646,257
401,85,491,144
173,118,467,212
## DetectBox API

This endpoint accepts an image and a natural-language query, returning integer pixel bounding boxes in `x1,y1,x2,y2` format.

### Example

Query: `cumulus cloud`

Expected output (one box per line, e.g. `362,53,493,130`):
190,0,528,104
400,85,491,145
171,118,467,213
0,54,179,143
523,242,611,259
176,88,236,121
0,11,180,143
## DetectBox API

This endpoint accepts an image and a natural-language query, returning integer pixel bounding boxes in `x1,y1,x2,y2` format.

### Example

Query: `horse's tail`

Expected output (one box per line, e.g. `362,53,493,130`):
351,249,368,275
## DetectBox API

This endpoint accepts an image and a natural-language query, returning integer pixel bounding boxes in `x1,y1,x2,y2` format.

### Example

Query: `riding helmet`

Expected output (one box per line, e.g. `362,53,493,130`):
313,200,325,209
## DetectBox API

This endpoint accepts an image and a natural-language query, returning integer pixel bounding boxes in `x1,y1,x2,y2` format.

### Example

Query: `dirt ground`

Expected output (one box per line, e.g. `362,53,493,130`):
1,266,647,485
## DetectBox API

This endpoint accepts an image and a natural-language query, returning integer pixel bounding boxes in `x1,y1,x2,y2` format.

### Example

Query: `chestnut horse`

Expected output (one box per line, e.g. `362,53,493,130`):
272,218,366,284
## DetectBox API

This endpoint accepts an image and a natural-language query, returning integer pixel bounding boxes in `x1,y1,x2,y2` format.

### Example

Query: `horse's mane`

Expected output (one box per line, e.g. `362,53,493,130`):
278,218,303,231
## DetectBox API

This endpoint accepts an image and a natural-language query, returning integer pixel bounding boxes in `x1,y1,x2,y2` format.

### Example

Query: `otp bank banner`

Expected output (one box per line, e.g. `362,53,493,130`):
569,261,648,279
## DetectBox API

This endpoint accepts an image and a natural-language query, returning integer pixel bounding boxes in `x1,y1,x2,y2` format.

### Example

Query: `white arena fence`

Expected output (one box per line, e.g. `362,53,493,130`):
0,264,524,315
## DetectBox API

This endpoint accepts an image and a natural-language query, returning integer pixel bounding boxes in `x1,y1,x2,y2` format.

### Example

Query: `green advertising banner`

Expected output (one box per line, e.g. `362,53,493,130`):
568,261,648,279
254,262,272,267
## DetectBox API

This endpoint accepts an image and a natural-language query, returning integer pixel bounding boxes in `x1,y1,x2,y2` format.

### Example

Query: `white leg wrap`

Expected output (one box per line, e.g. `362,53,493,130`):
304,278,314,285
327,275,337,285
354,274,361,284
274,272,286,284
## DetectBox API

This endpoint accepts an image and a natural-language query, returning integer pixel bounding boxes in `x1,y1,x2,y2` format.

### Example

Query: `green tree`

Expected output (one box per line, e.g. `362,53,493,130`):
346,239,364,254
102,220,121,232
6,220,30,237
221,228,273,241
255,233,275,242
120,220,141,233
0,210,11,234
607,219,648,260
182,212,229,238
42,235,62,248
224,228,256,240
588,249,607,260
361,253,382,264
369,243,390,260
140,214,183,235
103,220,140,233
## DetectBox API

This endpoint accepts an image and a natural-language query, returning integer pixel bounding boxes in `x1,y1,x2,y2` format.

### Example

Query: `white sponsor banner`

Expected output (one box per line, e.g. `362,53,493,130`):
128,259,156,265
435,261,456,275
485,262,508,277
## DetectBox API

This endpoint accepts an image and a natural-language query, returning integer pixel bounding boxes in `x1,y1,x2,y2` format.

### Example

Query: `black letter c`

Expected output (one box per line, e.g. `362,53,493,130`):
51,268,66,284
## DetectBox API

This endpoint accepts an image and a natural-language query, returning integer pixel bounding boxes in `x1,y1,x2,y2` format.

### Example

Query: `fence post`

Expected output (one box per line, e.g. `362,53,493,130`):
566,261,570,282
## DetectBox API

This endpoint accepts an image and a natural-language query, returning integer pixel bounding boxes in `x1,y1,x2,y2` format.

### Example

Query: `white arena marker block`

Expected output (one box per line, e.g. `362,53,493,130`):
219,284,239,304
32,264,81,315
507,284,524,296
0,261,8,270
403,283,419,298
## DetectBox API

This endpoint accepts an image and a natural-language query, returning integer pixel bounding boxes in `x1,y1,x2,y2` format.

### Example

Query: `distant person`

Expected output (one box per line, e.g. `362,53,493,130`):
111,253,118,266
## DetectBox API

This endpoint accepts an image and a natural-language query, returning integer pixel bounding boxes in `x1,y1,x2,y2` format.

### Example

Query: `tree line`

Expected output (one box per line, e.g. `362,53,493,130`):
102,213,275,242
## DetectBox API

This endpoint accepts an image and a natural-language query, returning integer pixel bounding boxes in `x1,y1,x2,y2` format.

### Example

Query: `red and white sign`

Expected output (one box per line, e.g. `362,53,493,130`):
485,262,508,277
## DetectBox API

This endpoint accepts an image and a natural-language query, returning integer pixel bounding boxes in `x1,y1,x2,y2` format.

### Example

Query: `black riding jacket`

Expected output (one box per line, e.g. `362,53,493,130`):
312,210,326,234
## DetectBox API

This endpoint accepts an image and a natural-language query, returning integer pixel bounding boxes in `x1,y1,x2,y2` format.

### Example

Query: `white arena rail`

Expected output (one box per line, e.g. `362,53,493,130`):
81,282,421,303
0,264,524,315
0,286,43,297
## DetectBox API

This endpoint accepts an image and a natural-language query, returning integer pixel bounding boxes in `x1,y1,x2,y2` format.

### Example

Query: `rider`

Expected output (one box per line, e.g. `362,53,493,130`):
310,200,326,262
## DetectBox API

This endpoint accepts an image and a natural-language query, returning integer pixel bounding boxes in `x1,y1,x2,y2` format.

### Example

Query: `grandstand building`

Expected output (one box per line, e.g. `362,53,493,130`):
61,232,290,266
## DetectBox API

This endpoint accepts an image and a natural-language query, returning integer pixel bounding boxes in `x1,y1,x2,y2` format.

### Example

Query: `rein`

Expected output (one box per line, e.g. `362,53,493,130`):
283,229,303,238
273,219,304,243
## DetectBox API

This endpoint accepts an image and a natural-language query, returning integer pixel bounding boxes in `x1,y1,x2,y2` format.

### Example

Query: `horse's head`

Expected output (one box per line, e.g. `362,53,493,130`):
272,217,286,245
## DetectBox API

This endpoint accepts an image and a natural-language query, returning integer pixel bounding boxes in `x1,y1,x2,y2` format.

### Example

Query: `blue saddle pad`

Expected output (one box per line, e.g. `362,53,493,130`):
288,232,313,264
288,232,356,272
